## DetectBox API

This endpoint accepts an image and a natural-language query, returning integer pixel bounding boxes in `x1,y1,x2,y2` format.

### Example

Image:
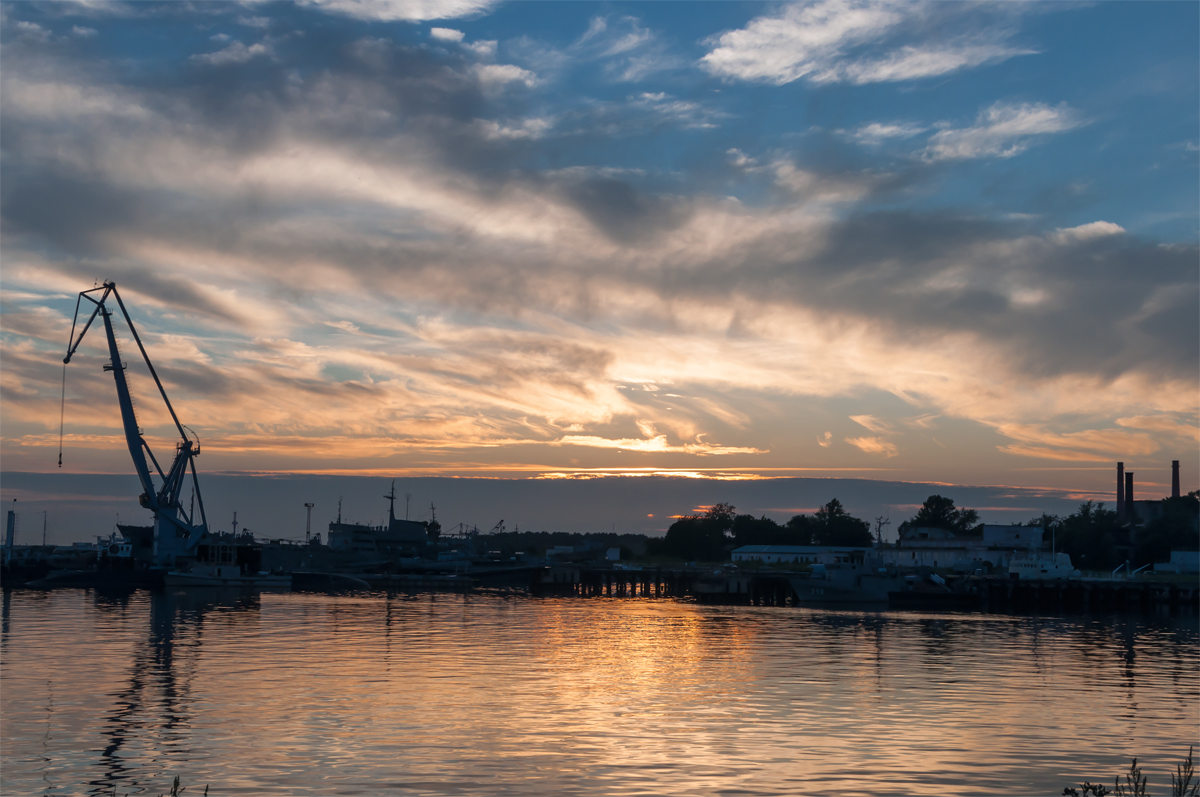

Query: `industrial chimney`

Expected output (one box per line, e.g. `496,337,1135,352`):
1172,460,1181,499
1125,472,1135,521
1117,462,1125,515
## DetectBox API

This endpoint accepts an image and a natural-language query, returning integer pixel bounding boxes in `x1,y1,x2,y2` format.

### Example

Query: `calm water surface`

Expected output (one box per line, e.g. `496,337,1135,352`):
2,589,1197,796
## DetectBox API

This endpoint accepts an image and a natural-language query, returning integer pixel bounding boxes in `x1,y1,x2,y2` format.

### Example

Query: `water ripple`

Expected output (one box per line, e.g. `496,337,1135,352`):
2,590,1197,796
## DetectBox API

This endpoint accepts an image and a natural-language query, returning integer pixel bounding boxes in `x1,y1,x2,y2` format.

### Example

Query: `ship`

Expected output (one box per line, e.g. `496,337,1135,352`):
164,563,291,588
1008,551,1081,580
791,562,905,605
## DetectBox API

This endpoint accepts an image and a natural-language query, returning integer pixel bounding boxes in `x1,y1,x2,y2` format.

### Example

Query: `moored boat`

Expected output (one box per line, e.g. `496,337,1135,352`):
791,563,905,604
1008,551,1081,580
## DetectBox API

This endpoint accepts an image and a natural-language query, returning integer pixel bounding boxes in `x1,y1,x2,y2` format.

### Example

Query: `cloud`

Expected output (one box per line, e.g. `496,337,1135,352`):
2,78,150,121
430,27,464,42
473,116,554,140
556,431,765,456
841,122,926,145
474,63,539,89
0,5,1194,485
1114,415,1200,442
597,19,653,57
769,160,875,203
850,414,891,433
727,148,757,168
829,43,1034,84
463,39,497,58
700,1,1033,86
994,423,1161,461
190,41,271,67
298,0,500,22
845,436,899,457
70,25,98,37
1052,221,1125,244
626,92,727,129
571,15,681,83
14,20,52,42
923,101,1082,161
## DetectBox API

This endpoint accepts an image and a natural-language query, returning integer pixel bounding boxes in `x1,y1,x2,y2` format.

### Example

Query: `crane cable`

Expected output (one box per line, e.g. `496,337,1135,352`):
58,362,67,468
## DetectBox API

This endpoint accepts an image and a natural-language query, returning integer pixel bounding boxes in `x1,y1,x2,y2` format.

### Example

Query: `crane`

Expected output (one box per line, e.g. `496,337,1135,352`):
62,281,208,565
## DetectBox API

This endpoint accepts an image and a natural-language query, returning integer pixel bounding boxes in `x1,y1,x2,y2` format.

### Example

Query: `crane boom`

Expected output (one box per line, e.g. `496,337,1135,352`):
100,306,156,502
63,281,208,565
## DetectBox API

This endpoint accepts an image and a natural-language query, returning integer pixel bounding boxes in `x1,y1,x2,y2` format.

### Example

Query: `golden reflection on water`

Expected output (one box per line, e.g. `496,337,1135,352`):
2,589,1197,796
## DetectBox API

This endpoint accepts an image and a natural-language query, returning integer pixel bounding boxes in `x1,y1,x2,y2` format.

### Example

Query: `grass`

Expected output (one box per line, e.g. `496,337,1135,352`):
1064,747,1199,797
48,775,209,797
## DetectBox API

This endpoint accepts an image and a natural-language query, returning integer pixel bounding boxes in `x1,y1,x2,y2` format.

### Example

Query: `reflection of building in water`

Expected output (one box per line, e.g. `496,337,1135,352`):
94,590,261,794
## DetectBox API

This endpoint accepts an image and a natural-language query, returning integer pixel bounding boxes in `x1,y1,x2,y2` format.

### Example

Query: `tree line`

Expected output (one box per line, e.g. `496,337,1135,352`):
1042,493,1199,570
645,492,1200,566
468,492,1198,567
646,499,876,561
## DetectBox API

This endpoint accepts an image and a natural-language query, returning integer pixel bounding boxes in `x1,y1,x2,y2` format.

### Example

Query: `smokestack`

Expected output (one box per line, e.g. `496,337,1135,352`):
1125,472,1135,521
1172,460,1181,499
1117,462,1125,514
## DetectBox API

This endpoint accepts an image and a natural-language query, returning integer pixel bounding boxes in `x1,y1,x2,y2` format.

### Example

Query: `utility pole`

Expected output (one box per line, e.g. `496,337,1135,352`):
304,503,315,543
405,493,412,521
43,511,47,547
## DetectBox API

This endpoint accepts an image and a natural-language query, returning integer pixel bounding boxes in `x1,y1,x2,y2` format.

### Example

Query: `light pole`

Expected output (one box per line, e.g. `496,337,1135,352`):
304,502,315,543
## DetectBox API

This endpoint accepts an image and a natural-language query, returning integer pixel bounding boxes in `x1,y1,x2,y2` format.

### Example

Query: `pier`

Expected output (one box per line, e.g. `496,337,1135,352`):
535,567,825,606
977,576,1200,612
530,566,1200,612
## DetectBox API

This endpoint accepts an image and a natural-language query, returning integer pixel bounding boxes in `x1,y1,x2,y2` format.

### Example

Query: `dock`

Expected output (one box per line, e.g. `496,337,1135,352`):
976,575,1200,612
534,567,802,606
531,566,1200,611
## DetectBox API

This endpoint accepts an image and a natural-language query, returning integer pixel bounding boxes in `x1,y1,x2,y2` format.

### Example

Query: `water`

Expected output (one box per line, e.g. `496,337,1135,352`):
3,589,1197,796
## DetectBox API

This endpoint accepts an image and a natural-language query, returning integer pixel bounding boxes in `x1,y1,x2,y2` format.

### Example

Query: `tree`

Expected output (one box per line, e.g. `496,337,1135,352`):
731,514,786,547
811,499,874,546
662,502,736,561
902,495,980,536
704,502,736,529
785,514,814,546
1057,501,1119,571
1134,495,1200,568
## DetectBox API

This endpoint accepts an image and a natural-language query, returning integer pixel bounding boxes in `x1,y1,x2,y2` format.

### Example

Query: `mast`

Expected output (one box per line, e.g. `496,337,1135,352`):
384,480,397,524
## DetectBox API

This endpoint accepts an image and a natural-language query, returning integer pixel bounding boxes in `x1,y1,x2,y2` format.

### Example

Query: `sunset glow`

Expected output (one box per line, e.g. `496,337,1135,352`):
1,1,1196,502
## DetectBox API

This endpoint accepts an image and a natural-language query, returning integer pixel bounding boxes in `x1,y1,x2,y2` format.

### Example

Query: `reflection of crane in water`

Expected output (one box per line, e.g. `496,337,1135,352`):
94,591,259,794
61,281,209,566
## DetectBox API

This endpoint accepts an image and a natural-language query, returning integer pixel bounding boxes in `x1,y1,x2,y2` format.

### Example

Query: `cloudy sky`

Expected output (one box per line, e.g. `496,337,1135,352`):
2,0,1197,506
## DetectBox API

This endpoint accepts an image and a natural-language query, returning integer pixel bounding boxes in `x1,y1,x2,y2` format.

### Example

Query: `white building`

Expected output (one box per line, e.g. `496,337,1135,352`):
1154,550,1200,574
981,525,1044,549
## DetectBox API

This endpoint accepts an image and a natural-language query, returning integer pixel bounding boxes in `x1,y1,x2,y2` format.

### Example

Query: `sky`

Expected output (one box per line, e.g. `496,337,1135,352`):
1,0,1198,538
